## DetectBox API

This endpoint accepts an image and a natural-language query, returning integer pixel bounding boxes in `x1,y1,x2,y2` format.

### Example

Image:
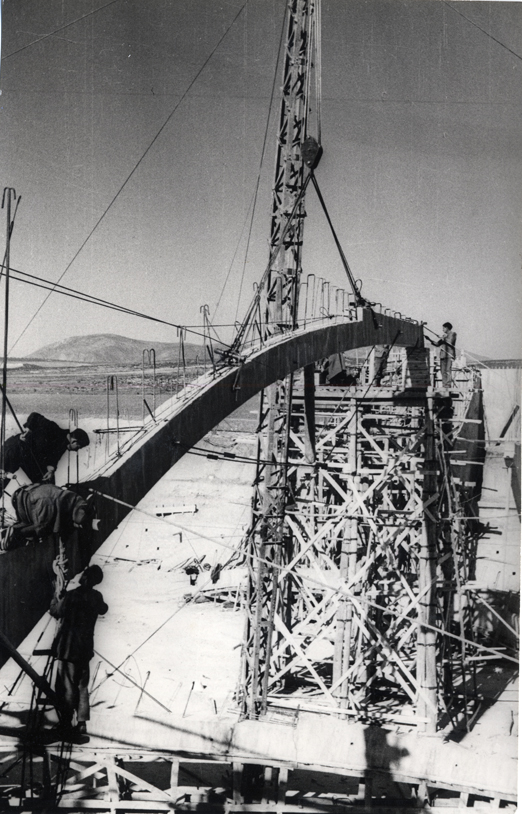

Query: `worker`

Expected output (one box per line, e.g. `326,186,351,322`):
0,412,89,491
428,322,457,388
0,483,92,550
49,564,108,739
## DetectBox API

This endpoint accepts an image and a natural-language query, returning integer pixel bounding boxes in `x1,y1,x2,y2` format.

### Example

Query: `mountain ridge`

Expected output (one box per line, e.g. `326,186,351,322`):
24,333,204,365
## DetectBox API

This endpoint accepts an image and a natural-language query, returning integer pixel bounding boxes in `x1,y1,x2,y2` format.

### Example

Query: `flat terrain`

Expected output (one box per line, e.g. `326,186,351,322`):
3,362,259,434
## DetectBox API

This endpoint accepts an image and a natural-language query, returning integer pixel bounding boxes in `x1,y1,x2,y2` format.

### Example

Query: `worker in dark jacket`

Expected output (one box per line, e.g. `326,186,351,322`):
50,564,108,737
0,483,91,550
1,412,89,490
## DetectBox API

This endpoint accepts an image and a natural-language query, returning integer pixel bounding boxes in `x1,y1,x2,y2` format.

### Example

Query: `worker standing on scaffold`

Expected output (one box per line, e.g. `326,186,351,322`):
428,322,457,388
0,412,89,492
49,564,108,739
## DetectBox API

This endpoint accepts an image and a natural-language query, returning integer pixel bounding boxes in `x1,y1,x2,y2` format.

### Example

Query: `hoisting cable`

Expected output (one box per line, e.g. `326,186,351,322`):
9,0,249,356
3,264,232,349
315,0,322,145
226,0,289,327
309,172,365,306
3,0,123,61
0,189,20,526
88,486,519,677
229,172,312,356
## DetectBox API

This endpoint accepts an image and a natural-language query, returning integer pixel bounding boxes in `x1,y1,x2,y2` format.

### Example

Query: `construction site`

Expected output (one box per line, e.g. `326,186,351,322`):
0,0,518,811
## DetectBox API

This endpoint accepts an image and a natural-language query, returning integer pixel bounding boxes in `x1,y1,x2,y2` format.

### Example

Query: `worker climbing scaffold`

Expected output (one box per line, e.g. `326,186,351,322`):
48,564,108,741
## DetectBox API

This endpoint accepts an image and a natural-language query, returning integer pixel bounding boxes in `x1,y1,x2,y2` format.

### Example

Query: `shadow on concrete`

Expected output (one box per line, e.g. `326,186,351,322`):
442,661,518,742
363,725,415,807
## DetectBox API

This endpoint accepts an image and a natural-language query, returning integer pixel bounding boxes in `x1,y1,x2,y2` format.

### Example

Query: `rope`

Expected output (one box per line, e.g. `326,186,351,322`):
9,1,249,355
442,0,522,63
229,1,289,327
310,172,364,304
3,0,124,60
229,173,312,355
88,485,517,671
4,264,230,348
315,0,322,144
4,264,357,348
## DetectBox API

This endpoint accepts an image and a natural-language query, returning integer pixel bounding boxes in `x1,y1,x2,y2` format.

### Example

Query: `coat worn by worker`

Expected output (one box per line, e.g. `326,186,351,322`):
2,412,71,483
11,483,89,540
50,585,108,665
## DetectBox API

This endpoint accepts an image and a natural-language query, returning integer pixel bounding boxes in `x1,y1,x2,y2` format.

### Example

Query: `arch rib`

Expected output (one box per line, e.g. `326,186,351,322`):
79,310,423,542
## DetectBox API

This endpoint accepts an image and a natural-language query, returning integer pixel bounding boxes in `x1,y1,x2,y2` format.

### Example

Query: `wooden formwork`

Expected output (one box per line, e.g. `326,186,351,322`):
240,371,514,734
0,744,515,811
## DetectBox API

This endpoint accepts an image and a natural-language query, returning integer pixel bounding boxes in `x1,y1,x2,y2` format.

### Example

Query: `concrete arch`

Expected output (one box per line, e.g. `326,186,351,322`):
81,309,423,540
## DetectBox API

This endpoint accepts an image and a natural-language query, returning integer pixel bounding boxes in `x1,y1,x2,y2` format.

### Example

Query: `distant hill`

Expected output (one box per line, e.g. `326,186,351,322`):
25,334,205,365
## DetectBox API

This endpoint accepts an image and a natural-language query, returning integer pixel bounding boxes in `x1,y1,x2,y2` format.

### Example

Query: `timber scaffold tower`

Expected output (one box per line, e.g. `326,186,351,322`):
238,0,488,736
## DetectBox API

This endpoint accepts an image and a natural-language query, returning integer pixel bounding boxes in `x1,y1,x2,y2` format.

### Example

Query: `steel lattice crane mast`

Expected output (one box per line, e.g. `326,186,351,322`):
238,0,482,734
240,0,322,718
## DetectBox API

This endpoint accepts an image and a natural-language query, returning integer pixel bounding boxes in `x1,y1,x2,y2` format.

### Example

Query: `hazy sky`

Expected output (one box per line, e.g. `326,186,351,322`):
0,0,521,359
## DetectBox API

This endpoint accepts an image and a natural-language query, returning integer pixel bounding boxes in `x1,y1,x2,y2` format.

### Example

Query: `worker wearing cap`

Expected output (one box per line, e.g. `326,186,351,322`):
1,412,89,490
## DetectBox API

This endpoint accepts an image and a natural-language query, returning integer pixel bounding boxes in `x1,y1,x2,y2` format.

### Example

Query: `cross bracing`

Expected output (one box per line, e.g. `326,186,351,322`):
239,365,496,732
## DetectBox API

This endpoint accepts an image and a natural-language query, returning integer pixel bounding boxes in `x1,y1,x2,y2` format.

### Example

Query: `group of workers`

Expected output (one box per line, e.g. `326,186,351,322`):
0,412,107,739
0,413,91,550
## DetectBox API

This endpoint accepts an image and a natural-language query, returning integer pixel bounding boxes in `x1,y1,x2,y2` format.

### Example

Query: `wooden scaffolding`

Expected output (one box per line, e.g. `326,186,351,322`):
240,362,496,732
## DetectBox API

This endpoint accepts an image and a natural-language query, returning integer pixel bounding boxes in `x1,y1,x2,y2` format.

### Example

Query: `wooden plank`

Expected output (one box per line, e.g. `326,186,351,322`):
277,767,288,806
169,760,179,800
232,762,243,805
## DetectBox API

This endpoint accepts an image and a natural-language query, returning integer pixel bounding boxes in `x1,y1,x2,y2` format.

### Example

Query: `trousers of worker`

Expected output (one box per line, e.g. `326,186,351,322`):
440,356,453,388
55,660,90,724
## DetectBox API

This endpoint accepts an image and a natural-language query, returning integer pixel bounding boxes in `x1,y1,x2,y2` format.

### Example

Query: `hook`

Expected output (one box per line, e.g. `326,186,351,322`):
1,188,16,209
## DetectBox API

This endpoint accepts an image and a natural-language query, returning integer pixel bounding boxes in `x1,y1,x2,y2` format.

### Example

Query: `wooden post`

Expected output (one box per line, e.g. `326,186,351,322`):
232,762,243,805
303,364,316,464
333,402,357,706
106,756,120,803
417,397,438,733
262,766,274,804
0,628,64,715
169,760,179,801
277,767,288,806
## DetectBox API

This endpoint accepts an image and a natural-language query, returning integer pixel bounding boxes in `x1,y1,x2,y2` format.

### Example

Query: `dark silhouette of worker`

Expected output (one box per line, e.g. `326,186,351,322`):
50,564,108,738
1,412,89,491
0,483,93,551
320,354,360,386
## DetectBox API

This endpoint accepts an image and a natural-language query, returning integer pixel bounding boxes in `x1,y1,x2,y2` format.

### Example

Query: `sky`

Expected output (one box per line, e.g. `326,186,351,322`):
0,0,520,359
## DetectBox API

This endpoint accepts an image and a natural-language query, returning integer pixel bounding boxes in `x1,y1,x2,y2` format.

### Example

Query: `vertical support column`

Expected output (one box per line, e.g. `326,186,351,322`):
1,189,17,509
277,767,289,807
232,762,243,806
169,760,179,802
332,401,357,707
417,396,438,733
241,0,319,720
303,363,316,463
